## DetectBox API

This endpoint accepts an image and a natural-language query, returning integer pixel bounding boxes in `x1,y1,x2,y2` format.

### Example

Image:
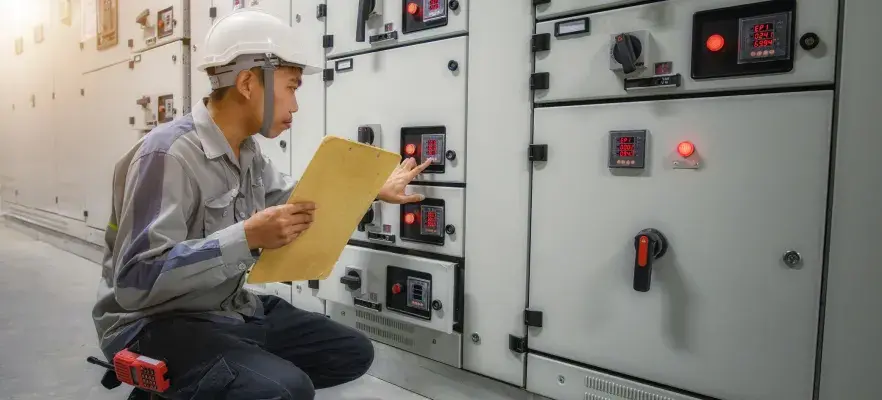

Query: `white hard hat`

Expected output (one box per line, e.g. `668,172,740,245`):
197,7,322,138
197,7,322,82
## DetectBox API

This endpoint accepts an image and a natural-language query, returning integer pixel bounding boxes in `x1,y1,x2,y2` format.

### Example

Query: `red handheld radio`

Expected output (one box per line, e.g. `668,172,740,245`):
87,349,171,393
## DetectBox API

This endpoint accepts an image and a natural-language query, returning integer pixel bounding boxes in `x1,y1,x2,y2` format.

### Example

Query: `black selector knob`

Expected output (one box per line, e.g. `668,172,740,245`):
432,300,443,311
445,150,456,161
445,224,455,235
633,228,668,292
613,33,642,74
340,271,362,291
800,32,820,50
448,60,459,71
449,0,459,11
357,126,374,144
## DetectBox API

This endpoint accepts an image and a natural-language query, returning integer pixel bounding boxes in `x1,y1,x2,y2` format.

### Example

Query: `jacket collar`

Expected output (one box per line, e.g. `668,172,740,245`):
193,98,256,164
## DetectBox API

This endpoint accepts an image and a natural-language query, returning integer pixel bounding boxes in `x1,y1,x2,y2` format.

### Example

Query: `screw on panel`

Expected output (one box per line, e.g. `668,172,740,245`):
558,375,565,384
341,311,346,316
471,333,481,344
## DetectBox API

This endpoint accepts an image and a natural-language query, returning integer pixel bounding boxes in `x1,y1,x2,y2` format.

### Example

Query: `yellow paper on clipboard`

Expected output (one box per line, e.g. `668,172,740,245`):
246,136,401,283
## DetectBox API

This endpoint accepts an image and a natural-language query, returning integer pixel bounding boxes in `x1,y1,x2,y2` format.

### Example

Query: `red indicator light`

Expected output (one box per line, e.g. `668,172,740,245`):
677,141,695,158
407,3,420,15
706,34,725,52
404,213,416,225
404,143,417,156
392,283,402,295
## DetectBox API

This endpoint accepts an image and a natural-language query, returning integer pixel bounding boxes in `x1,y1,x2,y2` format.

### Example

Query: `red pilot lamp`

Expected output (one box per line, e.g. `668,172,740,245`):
404,143,417,156
407,2,420,16
404,212,416,225
677,141,695,158
706,34,725,52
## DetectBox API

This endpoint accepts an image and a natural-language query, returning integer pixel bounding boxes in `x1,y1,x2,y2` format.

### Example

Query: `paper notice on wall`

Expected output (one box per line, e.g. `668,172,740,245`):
81,0,96,41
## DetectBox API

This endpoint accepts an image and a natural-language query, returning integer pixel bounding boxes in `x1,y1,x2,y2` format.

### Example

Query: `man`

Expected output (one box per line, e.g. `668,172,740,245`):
91,8,431,400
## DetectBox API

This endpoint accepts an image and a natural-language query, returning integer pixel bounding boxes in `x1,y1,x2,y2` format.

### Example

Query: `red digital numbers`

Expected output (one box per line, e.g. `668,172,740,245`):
618,150,635,157
753,23,773,33
426,139,437,156
618,137,634,144
425,211,437,228
429,0,440,10
753,39,774,48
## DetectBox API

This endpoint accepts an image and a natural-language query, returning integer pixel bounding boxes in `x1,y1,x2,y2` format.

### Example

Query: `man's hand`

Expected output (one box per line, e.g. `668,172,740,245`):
243,202,316,250
378,157,433,204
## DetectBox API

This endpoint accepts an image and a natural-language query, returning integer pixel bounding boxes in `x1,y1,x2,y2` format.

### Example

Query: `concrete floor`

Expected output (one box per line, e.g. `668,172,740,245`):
0,223,428,400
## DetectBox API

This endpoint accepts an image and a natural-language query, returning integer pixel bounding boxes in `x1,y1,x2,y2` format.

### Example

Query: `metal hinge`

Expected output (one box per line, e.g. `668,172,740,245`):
308,280,320,289
323,34,334,49
531,33,550,52
528,144,548,162
530,72,550,90
209,7,217,18
509,335,527,354
317,4,327,18
533,0,551,5
524,309,543,327
323,68,334,82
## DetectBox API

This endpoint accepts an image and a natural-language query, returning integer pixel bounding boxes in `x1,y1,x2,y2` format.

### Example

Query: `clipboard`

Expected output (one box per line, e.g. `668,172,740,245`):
246,135,401,283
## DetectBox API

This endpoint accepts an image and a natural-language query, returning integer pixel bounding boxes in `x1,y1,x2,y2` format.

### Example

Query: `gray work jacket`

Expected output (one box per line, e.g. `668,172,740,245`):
92,99,296,360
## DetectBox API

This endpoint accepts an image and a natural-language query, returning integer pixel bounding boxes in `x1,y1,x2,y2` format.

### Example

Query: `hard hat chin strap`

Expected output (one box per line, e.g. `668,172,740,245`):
259,55,275,138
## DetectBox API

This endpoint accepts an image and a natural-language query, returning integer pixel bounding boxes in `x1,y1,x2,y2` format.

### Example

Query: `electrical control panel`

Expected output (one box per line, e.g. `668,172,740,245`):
325,0,468,58
325,37,466,183
129,42,190,132
401,126,449,173
316,246,460,335
403,0,449,34
532,0,838,103
387,266,434,320
127,1,191,53
692,1,795,79
529,91,834,400
401,198,446,246
350,186,463,258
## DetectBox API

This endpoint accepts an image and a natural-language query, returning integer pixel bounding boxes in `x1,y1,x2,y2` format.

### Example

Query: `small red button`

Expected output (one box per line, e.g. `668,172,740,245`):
407,3,420,15
392,283,402,295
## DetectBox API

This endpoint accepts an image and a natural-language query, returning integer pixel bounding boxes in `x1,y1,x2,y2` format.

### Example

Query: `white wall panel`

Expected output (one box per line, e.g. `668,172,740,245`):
52,0,88,220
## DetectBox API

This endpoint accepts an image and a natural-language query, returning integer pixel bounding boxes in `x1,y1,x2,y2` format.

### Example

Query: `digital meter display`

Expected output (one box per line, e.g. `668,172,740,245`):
420,205,443,236
738,12,791,64
608,130,647,169
423,0,446,21
422,134,445,165
401,126,447,173
616,136,637,157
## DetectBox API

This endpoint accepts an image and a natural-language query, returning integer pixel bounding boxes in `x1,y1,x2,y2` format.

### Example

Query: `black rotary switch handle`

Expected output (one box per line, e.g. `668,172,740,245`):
340,271,362,291
613,33,642,74
633,228,668,292
356,0,375,43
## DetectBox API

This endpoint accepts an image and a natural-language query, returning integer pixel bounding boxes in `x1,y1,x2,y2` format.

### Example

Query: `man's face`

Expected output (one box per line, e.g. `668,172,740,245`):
248,66,302,139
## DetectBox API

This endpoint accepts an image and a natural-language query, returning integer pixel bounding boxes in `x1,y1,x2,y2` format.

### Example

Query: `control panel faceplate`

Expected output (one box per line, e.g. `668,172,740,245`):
692,0,796,79
401,126,448,173
401,198,446,246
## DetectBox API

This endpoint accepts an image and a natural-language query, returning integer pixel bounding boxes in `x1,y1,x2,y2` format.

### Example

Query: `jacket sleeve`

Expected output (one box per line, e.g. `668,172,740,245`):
261,153,297,208
112,151,258,310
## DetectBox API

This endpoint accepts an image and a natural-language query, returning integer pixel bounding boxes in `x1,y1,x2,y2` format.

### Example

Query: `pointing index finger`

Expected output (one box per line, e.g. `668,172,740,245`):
407,158,433,179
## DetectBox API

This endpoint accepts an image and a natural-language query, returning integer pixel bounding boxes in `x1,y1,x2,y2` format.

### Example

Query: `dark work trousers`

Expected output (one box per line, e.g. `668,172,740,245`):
127,295,374,400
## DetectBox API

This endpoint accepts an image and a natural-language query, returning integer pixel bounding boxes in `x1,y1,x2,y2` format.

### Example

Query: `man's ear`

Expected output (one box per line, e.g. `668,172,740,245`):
235,70,255,100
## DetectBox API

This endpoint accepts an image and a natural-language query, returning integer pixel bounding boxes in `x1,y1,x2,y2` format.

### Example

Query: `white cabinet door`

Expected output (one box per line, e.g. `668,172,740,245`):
529,91,833,400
